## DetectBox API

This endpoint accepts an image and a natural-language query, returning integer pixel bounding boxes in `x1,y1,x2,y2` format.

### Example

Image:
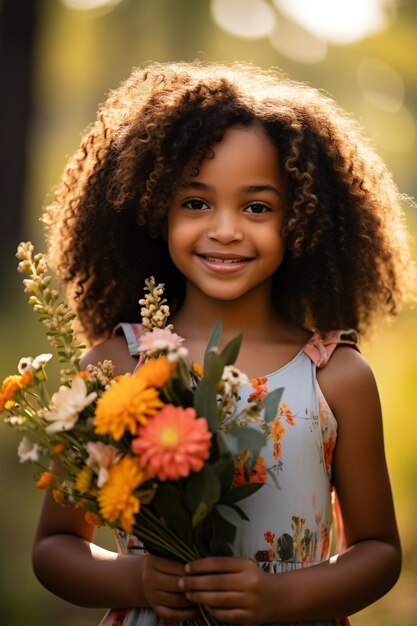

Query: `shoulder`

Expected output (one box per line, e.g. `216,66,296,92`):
317,345,380,421
80,334,138,375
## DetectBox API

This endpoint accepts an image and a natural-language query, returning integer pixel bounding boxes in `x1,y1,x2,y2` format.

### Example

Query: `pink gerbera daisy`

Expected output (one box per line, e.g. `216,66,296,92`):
131,405,212,480
138,328,186,356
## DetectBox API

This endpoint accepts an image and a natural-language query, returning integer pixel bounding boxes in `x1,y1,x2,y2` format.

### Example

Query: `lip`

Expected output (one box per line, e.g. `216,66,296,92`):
196,252,254,273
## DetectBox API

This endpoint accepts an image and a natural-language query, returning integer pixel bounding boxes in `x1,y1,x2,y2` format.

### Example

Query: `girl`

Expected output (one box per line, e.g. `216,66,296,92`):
33,61,415,625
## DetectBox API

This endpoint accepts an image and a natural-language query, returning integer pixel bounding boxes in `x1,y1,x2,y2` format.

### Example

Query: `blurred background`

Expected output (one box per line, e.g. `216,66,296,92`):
0,0,416,624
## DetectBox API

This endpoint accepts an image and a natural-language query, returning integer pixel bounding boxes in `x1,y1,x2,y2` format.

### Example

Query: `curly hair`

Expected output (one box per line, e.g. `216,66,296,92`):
42,61,416,345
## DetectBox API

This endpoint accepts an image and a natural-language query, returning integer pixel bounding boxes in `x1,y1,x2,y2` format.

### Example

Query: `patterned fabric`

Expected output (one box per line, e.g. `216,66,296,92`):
99,328,359,626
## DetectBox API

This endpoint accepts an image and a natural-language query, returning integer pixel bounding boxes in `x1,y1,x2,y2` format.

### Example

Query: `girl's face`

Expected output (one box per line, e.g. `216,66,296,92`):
168,124,286,304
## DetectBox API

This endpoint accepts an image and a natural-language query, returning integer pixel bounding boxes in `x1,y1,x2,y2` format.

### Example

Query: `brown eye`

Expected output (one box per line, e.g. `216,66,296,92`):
183,198,209,211
245,203,271,214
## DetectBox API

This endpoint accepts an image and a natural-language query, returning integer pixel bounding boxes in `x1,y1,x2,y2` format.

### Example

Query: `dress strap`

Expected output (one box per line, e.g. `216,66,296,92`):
112,322,145,356
303,330,360,368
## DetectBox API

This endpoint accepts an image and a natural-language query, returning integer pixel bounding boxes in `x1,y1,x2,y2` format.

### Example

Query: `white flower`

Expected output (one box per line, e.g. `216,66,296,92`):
221,365,249,395
44,377,97,434
33,353,53,370
17,353,53,374
85,442,122,487
18,436,41,463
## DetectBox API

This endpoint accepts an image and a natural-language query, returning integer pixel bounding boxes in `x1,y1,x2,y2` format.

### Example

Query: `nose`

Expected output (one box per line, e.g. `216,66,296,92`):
207,208,243,244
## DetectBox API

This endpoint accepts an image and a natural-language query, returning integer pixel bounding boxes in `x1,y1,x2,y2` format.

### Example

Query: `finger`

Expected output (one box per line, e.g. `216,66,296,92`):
179,572,241,592
185,556,242,574
185,590,242,609
152,589,197,609
149,555,187,575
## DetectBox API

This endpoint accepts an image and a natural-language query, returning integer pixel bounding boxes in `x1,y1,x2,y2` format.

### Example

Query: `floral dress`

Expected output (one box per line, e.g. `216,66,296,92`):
100,326,358,626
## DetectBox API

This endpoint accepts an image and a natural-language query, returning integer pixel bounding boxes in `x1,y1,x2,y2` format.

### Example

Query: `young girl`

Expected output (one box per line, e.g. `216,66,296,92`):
33,61,415,626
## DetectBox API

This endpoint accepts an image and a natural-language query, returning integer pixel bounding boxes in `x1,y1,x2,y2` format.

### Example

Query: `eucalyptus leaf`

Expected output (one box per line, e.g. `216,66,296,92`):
216,503,245,527
229,425,266,454
185,465,221,525
193,378,219,431
219,334,243,366
221,481,264,504
263,387,284,424
212,458,235,494
204,320,222,358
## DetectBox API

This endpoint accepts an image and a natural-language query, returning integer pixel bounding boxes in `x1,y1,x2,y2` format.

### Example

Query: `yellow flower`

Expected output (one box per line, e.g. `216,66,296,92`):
75,466,93,494
98,456,146,532
94,376,163,440
134,356,175,388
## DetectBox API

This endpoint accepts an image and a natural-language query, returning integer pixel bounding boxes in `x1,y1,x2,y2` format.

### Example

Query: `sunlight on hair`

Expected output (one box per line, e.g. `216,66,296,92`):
211,0,276,39
273,0,394,44
60,0,123,11
269,14,327,64
357,58,405,113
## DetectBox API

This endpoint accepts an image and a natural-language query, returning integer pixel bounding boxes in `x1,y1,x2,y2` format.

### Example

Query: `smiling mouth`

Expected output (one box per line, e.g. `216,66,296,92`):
198,254,253,264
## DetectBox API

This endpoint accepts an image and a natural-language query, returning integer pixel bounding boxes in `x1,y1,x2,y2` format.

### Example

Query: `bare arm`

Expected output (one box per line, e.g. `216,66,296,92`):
180,348,401,624
32,336,196,617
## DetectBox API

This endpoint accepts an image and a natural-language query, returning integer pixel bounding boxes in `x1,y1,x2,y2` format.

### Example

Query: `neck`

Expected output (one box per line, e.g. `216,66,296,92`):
170,281,282,342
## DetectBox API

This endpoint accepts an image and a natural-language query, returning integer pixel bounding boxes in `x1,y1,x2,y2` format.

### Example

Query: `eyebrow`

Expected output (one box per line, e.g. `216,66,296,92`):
179,181,282,197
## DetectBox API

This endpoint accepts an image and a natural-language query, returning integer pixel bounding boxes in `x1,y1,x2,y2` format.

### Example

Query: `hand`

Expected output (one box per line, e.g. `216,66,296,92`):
142,555,199,621
178,556,270,625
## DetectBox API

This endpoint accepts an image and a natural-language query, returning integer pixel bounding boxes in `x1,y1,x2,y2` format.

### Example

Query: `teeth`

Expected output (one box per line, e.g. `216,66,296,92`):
205,256,247,263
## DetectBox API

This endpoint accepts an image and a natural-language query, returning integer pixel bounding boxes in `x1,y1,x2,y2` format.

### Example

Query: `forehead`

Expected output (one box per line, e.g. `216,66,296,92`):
187,125,283,187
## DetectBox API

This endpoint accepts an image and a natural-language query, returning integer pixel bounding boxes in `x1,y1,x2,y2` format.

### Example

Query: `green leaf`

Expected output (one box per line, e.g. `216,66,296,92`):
203,348,224,384
185,465,221,526
153,483,193,545
263,387,284,424
228,425,266,455
193,378,219,432
221,482,264,504
216,503,245,527
219,334,243,366
211,458,235,494
204,320,222,359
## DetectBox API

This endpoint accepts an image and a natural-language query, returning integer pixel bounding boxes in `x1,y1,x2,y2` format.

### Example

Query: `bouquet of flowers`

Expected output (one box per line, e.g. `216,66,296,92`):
1,242,283,625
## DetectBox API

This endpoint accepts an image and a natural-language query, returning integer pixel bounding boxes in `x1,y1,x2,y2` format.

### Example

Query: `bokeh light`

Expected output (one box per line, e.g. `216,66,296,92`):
211,0,276,40
273,0,394,44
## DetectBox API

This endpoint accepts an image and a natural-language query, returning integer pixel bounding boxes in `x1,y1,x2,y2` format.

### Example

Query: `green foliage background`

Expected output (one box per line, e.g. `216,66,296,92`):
1,1,416,624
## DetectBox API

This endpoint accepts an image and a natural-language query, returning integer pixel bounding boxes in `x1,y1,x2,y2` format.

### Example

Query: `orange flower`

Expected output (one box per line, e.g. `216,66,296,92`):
36,471,54,490
0,394,7,413
52,489,63,504
134,356,175,388
234,453,267,485
132,404,212,481
271,418,286,442
85,511,104,528
248,376,269,402
264,530,276,545
98,456,146,532
53,442,65,454
94,375,163,440
1,375,22,401
1,372,34,402
323,431,336,473
192,363,203,378
279,401,295,426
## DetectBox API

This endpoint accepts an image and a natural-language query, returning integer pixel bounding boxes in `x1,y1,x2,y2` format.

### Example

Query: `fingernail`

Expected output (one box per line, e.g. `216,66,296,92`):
178,578,185,590
184,563,190,573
